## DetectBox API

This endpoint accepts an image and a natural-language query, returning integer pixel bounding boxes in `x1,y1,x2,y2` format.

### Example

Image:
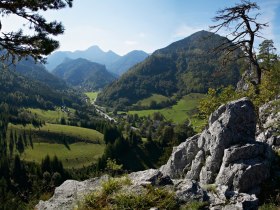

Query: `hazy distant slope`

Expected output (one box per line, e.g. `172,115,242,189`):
107,50,149,75
46,45,120,71
52,58,116,91
13,58,68,90
97,30,242,108
46,46,148,75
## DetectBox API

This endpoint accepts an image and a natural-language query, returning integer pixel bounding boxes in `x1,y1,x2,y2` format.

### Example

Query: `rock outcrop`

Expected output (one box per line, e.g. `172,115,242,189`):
36,176,109,210
256,97,280,147
160,98,270,193
36,98,273,210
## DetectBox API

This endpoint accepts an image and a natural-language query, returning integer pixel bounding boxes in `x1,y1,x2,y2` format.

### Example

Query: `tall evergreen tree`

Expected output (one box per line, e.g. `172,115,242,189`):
16,135,24,155
9,130,14,156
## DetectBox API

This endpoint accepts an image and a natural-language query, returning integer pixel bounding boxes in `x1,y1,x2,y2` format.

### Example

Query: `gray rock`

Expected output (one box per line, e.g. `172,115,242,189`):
160,134,200,178
35,176,109,210
175,179,208,202
209,185,258,210
129,169,161,186
216,143,271,192
161,98,259,187
257,98,280,147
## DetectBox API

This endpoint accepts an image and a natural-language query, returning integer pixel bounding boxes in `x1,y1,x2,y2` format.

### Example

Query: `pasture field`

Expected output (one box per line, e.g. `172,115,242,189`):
22,142,105,168
85,91,99,102
9,123,103,143
128,93,205,131
8,123,105,169
135,94,169,106
27,108,74,124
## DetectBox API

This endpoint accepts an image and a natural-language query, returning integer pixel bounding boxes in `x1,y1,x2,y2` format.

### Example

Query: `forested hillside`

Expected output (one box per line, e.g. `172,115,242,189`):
97,30,242,109
0,69,81,110
13,58,68,91
52,58,116,91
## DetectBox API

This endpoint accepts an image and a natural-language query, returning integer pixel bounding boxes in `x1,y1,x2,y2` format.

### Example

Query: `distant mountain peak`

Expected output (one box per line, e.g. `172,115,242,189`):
52,58,116,91
46,46,148,75
86,45,103,52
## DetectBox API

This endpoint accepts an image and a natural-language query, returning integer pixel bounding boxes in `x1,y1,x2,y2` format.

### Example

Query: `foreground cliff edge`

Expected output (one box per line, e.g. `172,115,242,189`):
36,98,275,210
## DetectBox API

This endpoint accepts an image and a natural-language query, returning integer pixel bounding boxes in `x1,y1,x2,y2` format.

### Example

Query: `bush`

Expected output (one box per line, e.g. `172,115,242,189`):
79,176,179,210
181,201,209,210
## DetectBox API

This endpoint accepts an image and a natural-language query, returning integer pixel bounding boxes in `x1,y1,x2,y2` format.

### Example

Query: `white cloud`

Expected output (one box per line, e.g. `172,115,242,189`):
139,32,147,38
173,24,203,38
124,40,138,45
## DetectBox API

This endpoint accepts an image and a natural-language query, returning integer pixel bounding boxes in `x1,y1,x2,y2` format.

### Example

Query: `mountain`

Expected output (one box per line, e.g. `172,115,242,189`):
0,68,81,110
45,46,120,71
52,58,117,91
45,46,149,75
96,30,242,109
12,58,68,90
107,50,149,75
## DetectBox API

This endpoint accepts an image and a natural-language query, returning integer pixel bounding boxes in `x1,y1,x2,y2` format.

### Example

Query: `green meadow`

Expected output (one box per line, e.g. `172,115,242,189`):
9,123,105,169
22,142,105,168
10,123,103,143
85,91,99,102
135,94,169,106
128,93,205,131
27,108,74,124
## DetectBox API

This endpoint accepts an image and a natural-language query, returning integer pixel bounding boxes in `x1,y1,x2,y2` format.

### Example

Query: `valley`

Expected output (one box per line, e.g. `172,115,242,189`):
0,2,279,208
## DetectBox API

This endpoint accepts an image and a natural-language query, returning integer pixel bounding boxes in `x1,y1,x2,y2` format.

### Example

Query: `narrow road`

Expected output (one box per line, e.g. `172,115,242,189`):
91,100,117,123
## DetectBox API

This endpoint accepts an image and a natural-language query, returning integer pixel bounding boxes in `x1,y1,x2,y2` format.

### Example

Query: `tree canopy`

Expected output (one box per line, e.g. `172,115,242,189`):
0,0,73,63
258,39,278,70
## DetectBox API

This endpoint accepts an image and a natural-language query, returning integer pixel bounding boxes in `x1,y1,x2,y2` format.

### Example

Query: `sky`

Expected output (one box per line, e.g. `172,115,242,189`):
2,0,280,55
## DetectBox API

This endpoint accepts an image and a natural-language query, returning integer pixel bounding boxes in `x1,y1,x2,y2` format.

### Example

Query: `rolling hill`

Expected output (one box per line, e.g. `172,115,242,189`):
107,50,149,75
52,58,117,91
96,30,242,109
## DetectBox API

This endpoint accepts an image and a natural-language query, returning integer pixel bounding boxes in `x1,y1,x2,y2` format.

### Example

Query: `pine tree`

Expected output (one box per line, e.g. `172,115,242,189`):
9,130,14,156
16,135,25,155
29,130,33,149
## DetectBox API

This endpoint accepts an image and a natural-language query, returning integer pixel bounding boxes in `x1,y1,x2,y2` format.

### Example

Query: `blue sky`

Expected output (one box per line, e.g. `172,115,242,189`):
3,0,280,55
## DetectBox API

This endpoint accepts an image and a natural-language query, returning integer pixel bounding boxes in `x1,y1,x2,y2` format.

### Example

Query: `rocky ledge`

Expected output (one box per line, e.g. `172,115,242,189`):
36,98,273,210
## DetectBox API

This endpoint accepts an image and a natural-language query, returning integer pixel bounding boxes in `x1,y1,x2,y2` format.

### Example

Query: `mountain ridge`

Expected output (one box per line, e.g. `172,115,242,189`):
96,30,242,109
46,47,149,75
52,58,117,91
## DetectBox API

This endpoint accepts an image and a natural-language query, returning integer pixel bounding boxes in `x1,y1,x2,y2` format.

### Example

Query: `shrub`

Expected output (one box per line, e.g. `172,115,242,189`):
79,176,178,210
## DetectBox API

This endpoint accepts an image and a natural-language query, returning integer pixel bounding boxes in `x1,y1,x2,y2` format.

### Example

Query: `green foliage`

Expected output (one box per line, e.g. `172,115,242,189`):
198,86,237,119
258,40,278,71
80,177,178,210
181,201,209,210
0,0,73,63
105,158,123,175
259,203,279,210
198,60,280,121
